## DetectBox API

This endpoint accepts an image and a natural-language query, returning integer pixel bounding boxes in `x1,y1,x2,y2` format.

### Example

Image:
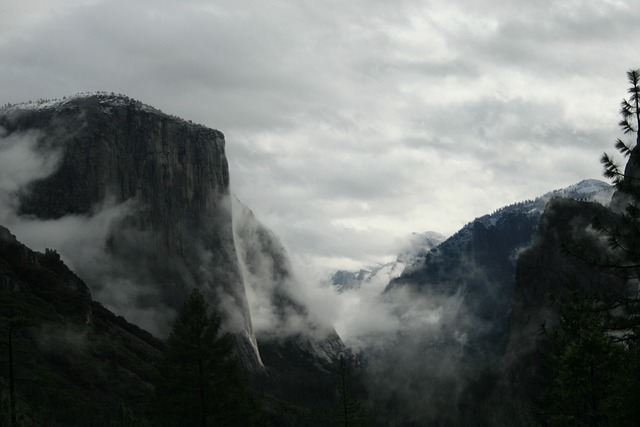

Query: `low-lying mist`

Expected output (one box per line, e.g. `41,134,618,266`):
0,122,552,424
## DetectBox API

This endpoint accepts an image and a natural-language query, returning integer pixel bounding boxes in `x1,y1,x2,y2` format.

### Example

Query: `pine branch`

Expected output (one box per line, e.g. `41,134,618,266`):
601,152,622,181
615,138,633,157
619,119,636,134
627,69,640,90
620,99,634,118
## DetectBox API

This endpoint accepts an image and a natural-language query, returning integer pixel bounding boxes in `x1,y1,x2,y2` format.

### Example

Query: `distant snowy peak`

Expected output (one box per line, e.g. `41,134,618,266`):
401,179,613,276
476,179,613,227
550,179,613,205
330,263,405,293
329,230,445,293
334,179,613,286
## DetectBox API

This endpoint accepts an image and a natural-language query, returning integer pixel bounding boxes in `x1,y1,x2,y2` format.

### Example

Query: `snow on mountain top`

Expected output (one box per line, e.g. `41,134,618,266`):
329,180,613,292
550,179,612,200
1,92,211,130
3,92,148,111
329,231,446,293
561,179,611,194
480,179,613,223
2,92,167,116
399,179,613,276
551,179,614,206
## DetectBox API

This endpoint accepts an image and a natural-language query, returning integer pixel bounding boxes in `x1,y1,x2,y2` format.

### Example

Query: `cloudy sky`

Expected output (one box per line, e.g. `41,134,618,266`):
1,0,639,273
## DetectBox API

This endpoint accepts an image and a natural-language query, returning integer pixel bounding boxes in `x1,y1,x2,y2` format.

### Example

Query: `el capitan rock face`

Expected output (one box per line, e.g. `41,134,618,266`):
0,92,351,380
0,94,262,370
0,93,367,422
9,96,230,227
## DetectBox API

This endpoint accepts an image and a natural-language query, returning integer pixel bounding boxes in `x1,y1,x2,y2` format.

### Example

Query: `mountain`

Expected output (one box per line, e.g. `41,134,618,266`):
355,179,614,424
232,197,350,411
499,144,640,425
502,198,625,403
329,231,446,293
0,225,164,424
1,93,264,371
0,93,348,423
3,93,622,425
386,179,613,345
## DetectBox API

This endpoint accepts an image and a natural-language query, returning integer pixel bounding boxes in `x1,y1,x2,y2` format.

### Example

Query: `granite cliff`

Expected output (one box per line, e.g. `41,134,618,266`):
0,93,262,370
0,93,345,378
233,198,350,410
500,196,632,416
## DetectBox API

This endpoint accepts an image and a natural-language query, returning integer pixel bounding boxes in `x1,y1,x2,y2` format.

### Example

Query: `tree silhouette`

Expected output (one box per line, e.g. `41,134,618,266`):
334,354,366,427
537,68,640,426
594,69,640,339
538,287,630,426
0,317,28,427
602,69,640,196
152,289,255,426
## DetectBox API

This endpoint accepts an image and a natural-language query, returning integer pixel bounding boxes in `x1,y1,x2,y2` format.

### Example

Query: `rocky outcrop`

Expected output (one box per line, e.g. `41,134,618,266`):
233,197,350,390
503,198,626,399
0,94,262,370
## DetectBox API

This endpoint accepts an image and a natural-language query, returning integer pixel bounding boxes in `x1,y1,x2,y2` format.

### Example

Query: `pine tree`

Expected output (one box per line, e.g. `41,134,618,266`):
603,69,640,203
0,317,28,427
595,69,640,340
334,354,365,427
537,69,640,426
109,403,146,427
538,287,628,426
152,289,255,427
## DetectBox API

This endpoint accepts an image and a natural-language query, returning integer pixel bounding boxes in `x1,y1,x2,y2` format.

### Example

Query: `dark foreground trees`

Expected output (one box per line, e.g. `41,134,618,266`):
334,354,365,427
152,289,256,427
537,69,640,426
594,68,640,344
538,286,640,426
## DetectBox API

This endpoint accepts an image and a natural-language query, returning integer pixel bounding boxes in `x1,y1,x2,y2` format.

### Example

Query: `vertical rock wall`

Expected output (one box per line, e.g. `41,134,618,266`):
0,94,263,370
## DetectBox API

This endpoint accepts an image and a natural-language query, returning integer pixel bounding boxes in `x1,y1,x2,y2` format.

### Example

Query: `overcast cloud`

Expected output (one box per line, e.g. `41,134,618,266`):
1,0,638,272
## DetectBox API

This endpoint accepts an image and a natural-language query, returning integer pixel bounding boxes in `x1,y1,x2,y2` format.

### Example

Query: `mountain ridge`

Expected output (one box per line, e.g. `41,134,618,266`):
0,224,165,423
0,93,348,378
332,178,614,424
